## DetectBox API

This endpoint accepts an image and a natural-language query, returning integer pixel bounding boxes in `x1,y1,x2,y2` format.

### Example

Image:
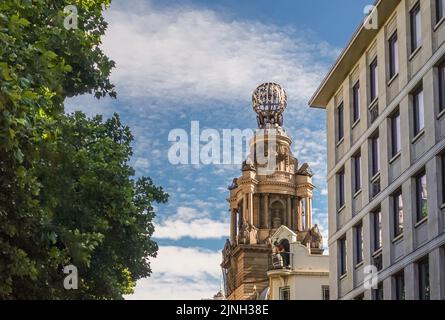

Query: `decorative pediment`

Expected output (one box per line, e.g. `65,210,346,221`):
270,225,297,247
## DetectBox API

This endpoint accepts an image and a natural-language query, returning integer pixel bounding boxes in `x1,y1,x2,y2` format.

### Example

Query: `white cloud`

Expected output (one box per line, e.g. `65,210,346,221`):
125,246,222,300
102,0,334,109
66,0,335,299
154,207,229,240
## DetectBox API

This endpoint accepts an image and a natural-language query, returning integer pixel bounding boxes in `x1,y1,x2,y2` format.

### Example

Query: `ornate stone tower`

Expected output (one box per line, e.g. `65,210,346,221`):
221,83,323,300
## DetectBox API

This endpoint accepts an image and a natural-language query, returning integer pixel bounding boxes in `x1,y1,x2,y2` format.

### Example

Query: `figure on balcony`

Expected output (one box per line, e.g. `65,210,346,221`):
273,238,290,268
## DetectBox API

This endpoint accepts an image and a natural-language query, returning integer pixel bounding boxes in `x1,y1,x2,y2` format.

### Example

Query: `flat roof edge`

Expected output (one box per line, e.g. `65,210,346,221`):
308,0,400,109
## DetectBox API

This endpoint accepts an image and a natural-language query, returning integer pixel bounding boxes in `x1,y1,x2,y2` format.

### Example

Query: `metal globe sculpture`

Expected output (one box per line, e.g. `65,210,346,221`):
252,82,287,128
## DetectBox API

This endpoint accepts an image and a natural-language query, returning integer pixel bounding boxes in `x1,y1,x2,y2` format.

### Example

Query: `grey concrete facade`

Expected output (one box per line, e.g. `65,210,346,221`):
310,0,445,300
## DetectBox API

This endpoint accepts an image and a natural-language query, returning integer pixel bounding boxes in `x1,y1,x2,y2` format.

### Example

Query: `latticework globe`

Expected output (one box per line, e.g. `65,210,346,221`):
252,83,287,127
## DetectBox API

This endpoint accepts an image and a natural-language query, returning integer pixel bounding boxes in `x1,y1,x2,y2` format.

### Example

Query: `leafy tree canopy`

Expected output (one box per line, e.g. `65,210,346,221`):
0,0,167,299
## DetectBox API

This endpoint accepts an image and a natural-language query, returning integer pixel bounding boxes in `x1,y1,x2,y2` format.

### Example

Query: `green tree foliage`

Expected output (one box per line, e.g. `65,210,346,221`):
36,112,168,299
0,1,167,299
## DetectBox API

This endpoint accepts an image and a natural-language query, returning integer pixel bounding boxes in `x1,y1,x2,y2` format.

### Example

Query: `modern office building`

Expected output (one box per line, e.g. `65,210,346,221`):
309,0,445,299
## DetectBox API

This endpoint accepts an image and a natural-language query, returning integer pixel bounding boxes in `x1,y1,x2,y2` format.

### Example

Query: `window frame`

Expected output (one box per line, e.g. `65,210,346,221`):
410,2,422,54
337,103,344,143
373,210,382,252
442,153,445,205
373,282,384,301
416,171,428,222
391,110,401,157
339,237,347,277
418,257,430,300
371,134,381,177
279,286,291,300
370,58,378,102
321,286,330,301
389,32,399,79
393,191,404,238
352,81,361,123
354,223,363,265
439,62,445,112
413,87,425,136
338,169,345,209
437,0,445,24
394,271,405,300
353,153,362,194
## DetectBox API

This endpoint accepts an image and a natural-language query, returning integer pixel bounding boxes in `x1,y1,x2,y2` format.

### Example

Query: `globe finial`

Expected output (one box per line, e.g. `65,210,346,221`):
252,82,287,128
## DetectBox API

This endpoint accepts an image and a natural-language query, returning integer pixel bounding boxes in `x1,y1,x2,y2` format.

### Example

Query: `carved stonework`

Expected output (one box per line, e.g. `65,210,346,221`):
222,83,322,300
252,83,287,128
228,178,238,191
297,163,314,177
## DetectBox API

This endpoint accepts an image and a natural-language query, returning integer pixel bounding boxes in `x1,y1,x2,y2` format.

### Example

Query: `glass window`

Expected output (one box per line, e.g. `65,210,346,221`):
337,103,344,142
439,63,445,112
418,258,430,300
353,82,360,123
322,286,330,301
374,282,384,300
370,58,378,102
279,287,290,300
353,154,362,193
394,191,404,238
371,134,380,177
373,210,382,252
416,172,428,222
410,3,422,53
339,237,347,277
442,154,445,205
413,88,424,136
391,110,401,157
338,169,345,209
355,223,363,265
389,32,399,79
437,0,445,23
394,271,405,300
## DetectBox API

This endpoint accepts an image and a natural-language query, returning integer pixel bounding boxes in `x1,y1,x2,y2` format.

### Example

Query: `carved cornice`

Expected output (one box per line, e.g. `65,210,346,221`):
237,178,259,186
258,181,296,188
231,244,271,256
296,183,315,190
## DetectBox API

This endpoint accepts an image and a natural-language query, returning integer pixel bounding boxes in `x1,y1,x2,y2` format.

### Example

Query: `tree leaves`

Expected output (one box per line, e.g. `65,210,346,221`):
0,0,165,300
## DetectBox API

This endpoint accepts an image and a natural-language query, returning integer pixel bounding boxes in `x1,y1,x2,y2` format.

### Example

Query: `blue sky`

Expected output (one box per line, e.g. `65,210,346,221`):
66,0,371,300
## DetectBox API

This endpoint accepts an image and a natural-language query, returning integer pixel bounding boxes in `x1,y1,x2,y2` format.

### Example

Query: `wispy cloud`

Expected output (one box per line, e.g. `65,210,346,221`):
102,0,335,110
125,246,221,300
66,0,335,300
154,207,229,240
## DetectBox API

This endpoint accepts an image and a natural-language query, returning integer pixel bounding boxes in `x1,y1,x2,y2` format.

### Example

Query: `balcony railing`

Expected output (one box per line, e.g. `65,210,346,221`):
268,252,294,271
371,178,381,198
369,103,379,125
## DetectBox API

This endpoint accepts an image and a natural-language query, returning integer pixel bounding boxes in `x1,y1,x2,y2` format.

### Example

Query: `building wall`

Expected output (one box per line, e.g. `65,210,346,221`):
325,0,445,300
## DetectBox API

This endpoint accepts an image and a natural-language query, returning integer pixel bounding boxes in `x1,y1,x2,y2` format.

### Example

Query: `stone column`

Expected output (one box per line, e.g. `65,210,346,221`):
297,199,303,231
308,198,313,228
287,197,292,229
243,194,248,223
264,194,270,229
249,193,254,225
230,209,237,244
305,197,311,230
